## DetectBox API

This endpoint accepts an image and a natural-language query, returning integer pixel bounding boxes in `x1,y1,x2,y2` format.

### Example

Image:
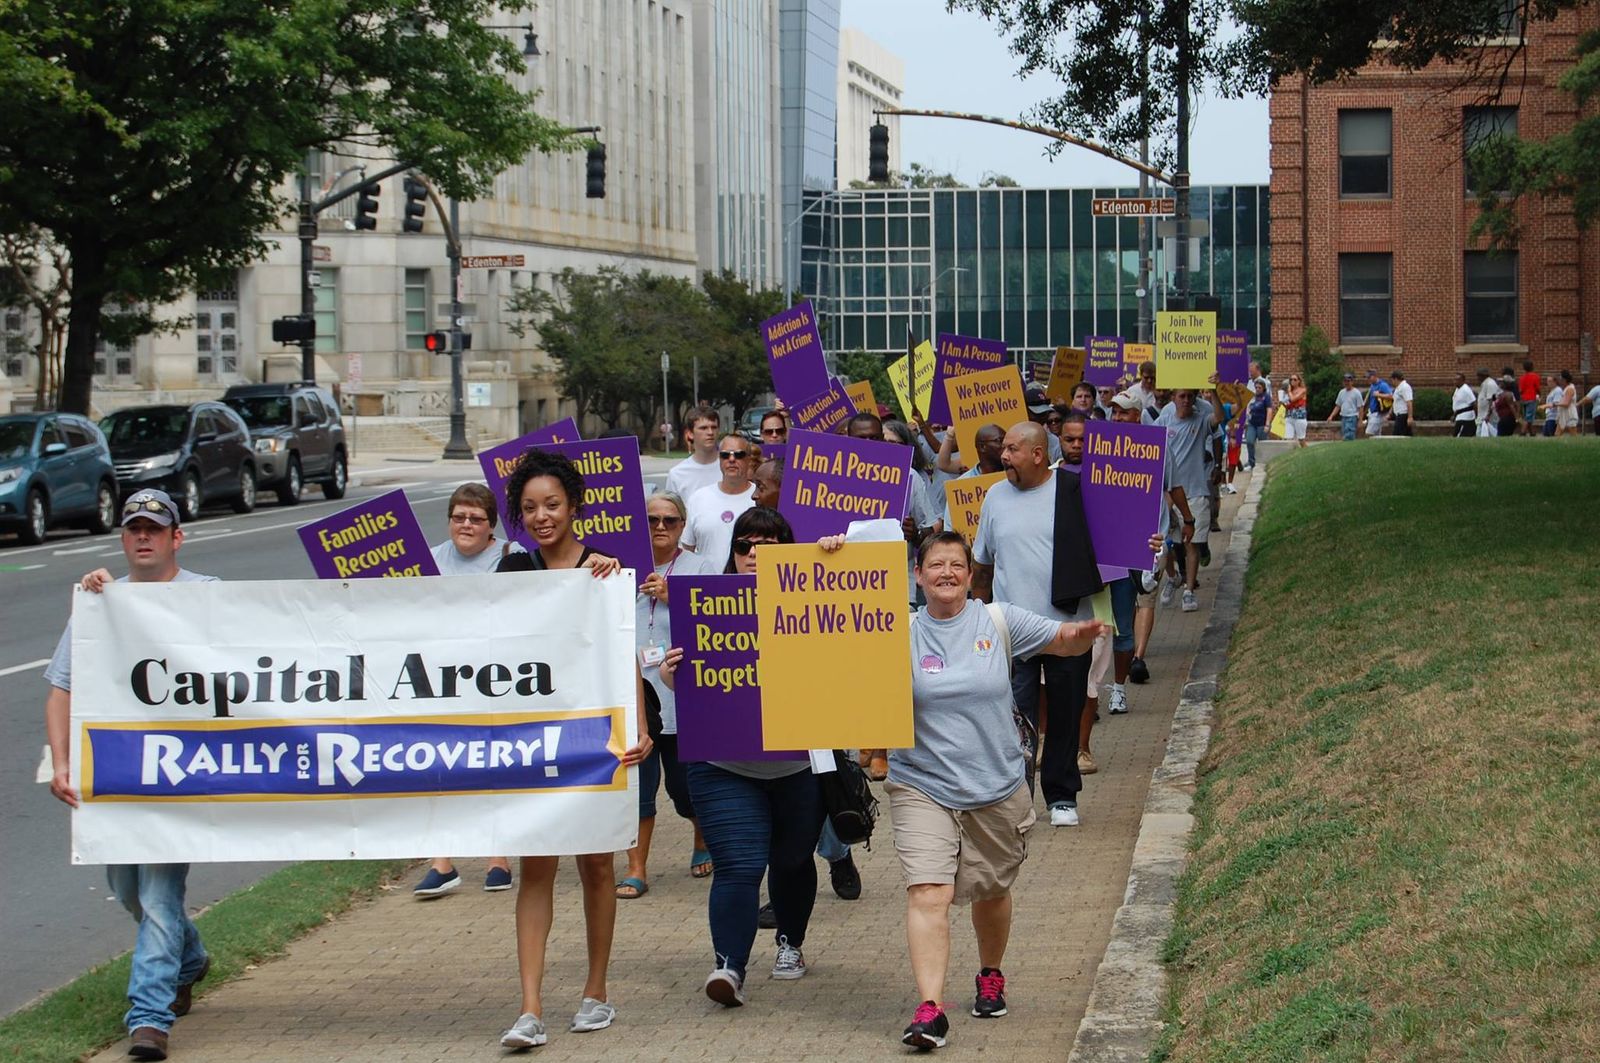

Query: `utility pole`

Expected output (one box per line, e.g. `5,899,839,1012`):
1137,2,1153,342
660,351,671,452
443,197,472,459
1173,0,1192,312
298,170,317,383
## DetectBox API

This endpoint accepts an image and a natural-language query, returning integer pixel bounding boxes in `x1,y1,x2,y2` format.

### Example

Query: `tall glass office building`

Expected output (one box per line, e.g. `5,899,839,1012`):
799,185,1271,361
778,0,839,290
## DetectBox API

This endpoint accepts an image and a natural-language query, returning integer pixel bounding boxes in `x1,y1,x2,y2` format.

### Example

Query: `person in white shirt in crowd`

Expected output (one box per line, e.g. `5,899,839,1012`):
1554,369,1580,436
1389,370,1415,436
1451,373,1478,438
1580,378,1600,435
1475,369,1502,437
1326,373,1364,441
1136,361,1160,413
664,406,724,499
1540,375,1565,437
681,434,759,564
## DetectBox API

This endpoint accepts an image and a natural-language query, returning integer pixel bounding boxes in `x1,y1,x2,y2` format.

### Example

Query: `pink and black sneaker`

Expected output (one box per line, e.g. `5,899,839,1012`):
972,968,1008,1017
901,1000,949,1050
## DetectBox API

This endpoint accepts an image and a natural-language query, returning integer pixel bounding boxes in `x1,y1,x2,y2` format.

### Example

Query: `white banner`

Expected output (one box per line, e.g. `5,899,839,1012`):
69,571,638,864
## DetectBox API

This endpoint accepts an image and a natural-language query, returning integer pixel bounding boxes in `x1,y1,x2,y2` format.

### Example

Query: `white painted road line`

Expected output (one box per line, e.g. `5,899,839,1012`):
0,659,49,678
51,542,116,556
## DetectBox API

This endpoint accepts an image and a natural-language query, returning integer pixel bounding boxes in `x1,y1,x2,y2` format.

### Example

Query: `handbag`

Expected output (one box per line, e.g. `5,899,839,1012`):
817,750,878,847
984,603,1039,798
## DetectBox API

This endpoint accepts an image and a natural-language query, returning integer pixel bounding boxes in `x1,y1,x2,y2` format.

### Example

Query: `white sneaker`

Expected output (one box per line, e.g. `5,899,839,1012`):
1221,482,1237,495
1141,566,1160,593
1158,577,1177,607
1049,804,1080,827
1109,687,1129,715
1181,589,1198,612
500,1013,547,1048
704,966,746,1007
570,997,616,1032
772,936,808,979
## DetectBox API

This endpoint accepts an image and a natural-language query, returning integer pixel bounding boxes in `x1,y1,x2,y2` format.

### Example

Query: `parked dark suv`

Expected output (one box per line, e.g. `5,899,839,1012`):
222,383,348,505
99,402,257,521
0,413,119,544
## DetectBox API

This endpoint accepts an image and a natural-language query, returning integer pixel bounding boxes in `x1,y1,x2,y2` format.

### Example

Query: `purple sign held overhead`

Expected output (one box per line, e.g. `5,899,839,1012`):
1085,336,1125,386
789,377,856,435
1081,422,1166,571
778,429,913,543
761,301,831,407
929,333,1008,424
1217,330,1250,384
478,423,585,531
298,489,439,579
668,573,804,762
525,417,580,445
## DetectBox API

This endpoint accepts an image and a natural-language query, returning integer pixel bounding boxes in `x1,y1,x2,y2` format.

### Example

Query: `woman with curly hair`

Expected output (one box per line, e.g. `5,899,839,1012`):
494,448,654,1050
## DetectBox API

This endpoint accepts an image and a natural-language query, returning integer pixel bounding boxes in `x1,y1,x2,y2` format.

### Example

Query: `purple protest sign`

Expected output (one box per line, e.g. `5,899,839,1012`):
526,417,580,445
789,377,856,435
1081,422,1166,571
1084,335,1125,386
298,489,439,579
779,428,913,542
478,423,584,531
668,573,803,762
1217,330,1250,384
761,300,830,407
929,333,1008,424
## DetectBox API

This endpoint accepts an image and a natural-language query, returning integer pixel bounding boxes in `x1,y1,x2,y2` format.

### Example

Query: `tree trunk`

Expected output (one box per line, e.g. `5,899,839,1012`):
59,238,106,415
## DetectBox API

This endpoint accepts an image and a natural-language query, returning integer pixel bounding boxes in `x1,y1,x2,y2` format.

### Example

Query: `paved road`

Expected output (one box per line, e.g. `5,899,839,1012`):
0,455,672,1016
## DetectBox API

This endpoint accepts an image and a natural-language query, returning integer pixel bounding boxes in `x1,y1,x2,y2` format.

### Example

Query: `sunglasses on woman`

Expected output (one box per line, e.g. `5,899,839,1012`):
647,515,683,528
732,536,776,556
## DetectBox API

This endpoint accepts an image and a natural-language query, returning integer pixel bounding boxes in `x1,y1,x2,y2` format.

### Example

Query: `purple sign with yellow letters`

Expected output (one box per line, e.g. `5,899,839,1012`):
1081,422,1166,570
1085,335,1125,387
668,573,803,762
789,377,857,435
525,417,580,445
761,301,831,406
778,429,913,542
1216,330,1250,385
477,423,582,531
929,333,1008,424
298,489,439,579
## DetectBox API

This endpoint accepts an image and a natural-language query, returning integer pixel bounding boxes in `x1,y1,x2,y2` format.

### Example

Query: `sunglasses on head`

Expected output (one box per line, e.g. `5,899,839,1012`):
732,537,775,556
123,498,171,517
647,514,683,528
719,449,749,460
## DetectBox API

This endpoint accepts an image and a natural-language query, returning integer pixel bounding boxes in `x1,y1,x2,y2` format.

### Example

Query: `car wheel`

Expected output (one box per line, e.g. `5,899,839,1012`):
275,456,303,506
230,465,257,513
87,481,117,534
18,489,48,545
322,451,348,499
178,471,202,523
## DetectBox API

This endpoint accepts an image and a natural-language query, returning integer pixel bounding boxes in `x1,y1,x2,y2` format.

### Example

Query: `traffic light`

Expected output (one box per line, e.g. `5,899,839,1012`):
401,177,427,233
271,315,315,344
586,143,606,199
868,123,890,183
353,181,380,230
423,331,450,354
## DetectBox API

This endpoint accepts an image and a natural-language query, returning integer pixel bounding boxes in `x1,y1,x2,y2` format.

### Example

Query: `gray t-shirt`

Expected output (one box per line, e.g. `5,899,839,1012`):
1334,387,1364,418
891,600,1057,810
44,569,220,692
972,470,1092,626
1155,398,1215,500
430,538,523,576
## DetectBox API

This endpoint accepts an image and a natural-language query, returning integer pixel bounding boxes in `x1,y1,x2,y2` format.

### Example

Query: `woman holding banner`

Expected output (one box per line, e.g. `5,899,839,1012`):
493,448,654,1049
659,506,827,1009
817,530,1104,1050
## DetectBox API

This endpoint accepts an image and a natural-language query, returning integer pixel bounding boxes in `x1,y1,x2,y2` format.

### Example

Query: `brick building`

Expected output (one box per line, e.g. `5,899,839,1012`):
1268,8,1599,387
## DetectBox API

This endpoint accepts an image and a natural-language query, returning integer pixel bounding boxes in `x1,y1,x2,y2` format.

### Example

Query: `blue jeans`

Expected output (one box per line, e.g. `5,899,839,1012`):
107,864,207,1033
1244,423,1264,466
1340,414,1358,440
816,818,849,862
1108,577,1135,654
686,764,825,979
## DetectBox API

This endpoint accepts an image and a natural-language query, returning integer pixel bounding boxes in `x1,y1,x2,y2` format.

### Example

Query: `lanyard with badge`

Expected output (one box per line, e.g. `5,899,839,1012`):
639,550,679,669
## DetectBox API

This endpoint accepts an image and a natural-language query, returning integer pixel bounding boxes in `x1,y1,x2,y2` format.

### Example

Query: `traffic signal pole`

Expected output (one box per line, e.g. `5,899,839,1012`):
443,196,473,459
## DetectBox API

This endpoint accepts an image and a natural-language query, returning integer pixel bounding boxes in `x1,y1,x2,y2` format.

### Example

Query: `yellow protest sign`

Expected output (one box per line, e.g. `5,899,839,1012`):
944,364,1027,467
1154,311,1217,389
755,541,913,749
942,471,1008,545
844,379,878,414
1044,346,1086,403
886,340,937,421
1123,343,1154,368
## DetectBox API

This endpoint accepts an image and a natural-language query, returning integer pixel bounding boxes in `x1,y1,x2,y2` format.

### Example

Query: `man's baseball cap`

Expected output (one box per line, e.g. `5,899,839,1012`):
121,489,180,527
1110,389,1145,412
1025,383,1053,415
1344,372,1355,380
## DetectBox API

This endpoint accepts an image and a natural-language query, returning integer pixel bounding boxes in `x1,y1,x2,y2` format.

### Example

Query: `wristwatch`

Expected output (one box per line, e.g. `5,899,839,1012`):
1183,518,1196,525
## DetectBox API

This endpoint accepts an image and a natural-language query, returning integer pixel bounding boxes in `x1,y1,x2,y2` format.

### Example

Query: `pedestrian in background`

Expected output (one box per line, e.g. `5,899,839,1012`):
1517,360,1541,436
1245,380,1270,467
1540,375,1563,437
1283,373,1309,447
1475,369,1501,438
1452,373,1477,438
1389,371,1414,436
1327,373,1363,440
1364,370,1392,438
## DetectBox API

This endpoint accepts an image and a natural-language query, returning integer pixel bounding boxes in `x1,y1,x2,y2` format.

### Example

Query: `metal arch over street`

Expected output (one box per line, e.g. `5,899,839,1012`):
872,107,1174,187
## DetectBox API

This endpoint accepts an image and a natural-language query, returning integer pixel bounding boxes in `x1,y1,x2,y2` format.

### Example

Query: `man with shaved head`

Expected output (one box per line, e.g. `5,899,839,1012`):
972,421,1096,828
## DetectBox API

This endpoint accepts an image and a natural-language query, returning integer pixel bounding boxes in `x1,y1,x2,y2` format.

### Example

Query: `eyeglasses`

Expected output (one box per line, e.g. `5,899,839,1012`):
719,450,750,460
122,498,172,518
760,428,786,438
732,537,776,556
647,515,683,528
449,513,489,526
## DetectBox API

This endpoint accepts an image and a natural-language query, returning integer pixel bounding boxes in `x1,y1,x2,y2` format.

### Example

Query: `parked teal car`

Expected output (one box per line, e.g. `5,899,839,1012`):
0,413,119,545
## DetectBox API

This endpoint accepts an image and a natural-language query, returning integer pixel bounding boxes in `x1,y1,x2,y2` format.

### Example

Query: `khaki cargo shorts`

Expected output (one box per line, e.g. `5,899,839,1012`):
885,779,1036,905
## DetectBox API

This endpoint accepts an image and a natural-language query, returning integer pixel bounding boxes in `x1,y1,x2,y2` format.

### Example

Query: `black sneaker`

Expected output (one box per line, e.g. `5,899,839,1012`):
757,901,777,929
972,967,1008,1018
902,1000,949,1050
1129,656,1150,684
829,853,862,900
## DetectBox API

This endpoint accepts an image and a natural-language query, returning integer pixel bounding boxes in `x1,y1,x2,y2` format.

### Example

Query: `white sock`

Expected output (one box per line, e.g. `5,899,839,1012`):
1112,683,1125,696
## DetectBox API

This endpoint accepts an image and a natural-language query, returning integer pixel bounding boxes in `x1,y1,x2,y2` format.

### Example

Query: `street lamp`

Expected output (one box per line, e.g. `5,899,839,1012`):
919,266,968,345
484,23,541,57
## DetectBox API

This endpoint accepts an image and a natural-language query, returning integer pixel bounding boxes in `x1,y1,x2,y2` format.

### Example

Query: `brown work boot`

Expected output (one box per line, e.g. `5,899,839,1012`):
171,954,211,1017
128,1027,169,1060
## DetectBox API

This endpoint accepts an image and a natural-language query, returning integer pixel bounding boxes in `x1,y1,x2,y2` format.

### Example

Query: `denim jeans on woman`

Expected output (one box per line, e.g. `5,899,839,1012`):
107,863,209,1033
1244,422,1264,467
686,763,825,979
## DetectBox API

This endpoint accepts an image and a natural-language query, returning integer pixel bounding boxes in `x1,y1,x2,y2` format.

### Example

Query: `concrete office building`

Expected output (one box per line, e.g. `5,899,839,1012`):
835,28,904,186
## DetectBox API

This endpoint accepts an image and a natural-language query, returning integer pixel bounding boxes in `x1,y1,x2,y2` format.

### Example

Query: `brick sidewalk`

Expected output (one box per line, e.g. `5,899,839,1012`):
89,481,1247,1062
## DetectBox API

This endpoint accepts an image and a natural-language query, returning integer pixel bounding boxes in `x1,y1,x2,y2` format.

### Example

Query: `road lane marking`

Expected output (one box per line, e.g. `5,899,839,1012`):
52,543,117,556
0,658,49,678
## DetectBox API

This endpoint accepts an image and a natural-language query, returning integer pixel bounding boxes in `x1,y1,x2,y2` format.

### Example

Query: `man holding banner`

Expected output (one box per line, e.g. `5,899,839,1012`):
44,489,216,1061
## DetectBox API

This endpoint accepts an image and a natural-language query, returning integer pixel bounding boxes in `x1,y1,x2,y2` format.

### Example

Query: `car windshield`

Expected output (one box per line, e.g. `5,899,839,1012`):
224,396,292,428
0,420,34,460
100,409,189,448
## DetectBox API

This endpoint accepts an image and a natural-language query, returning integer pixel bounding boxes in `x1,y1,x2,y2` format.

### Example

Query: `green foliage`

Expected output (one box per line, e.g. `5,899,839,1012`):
1410,387,1455,421
699,270,791,418
834,349,897,415
848,161,968,189
1297,324,1344,418
0,0,576,413
1251,346,1273,376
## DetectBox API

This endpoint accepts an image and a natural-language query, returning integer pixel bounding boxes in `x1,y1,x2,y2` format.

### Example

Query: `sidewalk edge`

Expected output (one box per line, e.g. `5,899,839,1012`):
1066,469,1267,1063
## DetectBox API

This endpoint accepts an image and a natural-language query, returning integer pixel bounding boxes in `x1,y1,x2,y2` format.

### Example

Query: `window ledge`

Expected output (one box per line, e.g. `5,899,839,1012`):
1335,344,1403,356
1455,342,1527,355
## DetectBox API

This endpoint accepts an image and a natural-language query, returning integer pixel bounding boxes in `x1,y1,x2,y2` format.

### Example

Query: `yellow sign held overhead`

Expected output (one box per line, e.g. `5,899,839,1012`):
1154,311,1216,389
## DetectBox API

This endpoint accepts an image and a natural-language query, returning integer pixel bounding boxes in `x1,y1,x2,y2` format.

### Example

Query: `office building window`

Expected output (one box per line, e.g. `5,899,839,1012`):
1465,252,1517,342
1339,110,1392,197
1464,107,1517,195
195,286,239,378
404,269,430,350
1339,253,1392,343
313,269,338,354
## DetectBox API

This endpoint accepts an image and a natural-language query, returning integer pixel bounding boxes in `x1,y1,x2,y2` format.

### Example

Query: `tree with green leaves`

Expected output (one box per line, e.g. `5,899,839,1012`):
849,161,970,190
698,271,790,420
834,349,897,415
0,0,575,414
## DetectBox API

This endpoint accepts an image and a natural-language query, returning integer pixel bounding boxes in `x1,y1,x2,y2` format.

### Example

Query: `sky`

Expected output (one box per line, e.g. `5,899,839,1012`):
840,0,1272,189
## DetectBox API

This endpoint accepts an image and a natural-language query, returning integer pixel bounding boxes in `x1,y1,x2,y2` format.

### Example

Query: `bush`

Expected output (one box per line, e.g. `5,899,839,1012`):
1411,388,1454,421
1297,326,1344,420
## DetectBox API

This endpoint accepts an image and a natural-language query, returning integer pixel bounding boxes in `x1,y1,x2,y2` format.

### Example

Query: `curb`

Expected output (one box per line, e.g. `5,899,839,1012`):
1066,467,1267,1062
